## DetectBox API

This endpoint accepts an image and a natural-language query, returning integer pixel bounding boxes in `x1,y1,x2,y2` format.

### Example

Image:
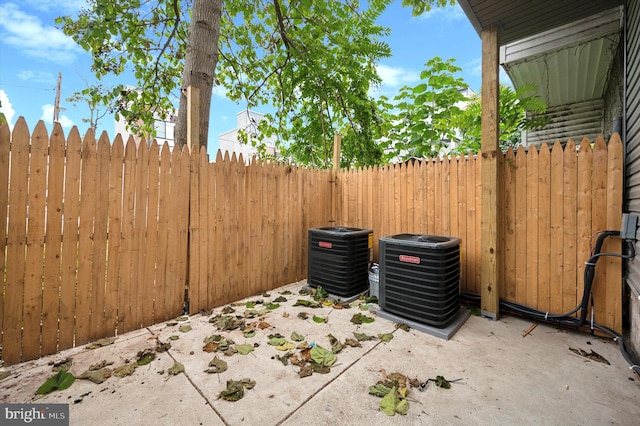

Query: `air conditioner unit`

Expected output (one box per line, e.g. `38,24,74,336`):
307,227,372,297
379,233,461,328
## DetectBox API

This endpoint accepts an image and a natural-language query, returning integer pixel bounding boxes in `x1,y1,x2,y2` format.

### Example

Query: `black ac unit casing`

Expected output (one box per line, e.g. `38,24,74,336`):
379,234,461,327
308,227,372,297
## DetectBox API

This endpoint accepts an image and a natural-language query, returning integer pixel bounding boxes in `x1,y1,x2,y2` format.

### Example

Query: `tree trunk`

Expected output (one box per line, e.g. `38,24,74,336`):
175,0,222,151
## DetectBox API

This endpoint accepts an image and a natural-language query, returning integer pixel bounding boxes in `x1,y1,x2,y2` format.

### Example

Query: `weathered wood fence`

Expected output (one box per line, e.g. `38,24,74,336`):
336,134,623,332
1,118,624,366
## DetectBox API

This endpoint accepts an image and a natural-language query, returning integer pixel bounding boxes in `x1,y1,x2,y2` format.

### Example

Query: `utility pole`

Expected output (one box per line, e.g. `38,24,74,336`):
53,72,62,123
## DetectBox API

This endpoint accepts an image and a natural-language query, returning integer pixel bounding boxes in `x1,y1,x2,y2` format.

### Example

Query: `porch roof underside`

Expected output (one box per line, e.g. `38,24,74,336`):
458,0,625,109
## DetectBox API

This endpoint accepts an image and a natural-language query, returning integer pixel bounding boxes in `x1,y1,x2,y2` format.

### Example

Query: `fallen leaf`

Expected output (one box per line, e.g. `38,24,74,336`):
328,334,343,354
312,315,327,323
246,301,255,309
369,383,392,397
268,336,286,346
380,386,408,416
85,337,116,349
113,364,137,377
313,285,329,301
243,330,256,338
289,354,306,367
290,331,305,342
156,340,171,352
222,306,236,314
223,346,238,356
206,356,228,374
293,299,321,308
273,296,287,303
275,353,291,366
203,341,220,353
344,338,362,348
378,333,394,343
276,341,296,351
434,375,451,389
351,313,374,324
51,358,73,372
297,312,309,320
236,344,255,355
280,290,292,295
179,324,192,333
257,321,271,329
168,335,180,341
89,360,114,371
299,365,313,378
282,311,290,318
219,379,256,401
136,349,156,365
78,368,112,384
353,332,376,341
395,323,410,332
310,344,336,367
37,371,75,395
168,362,185,376
569,348,610,365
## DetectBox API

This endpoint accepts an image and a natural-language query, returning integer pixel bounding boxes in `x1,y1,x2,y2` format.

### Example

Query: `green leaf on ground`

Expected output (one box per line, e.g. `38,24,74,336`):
276,341,296,351
168,362,184,376
380,386,409,416
78,368,112,384
351,313,374,324
243,330,256,338
369,383,392,397
290,331,305,342
395,323,410,332
266,303,280,310
236,344,255,355
353,332,377,341
293,299,321,308
310,345,336,367
268,335,286,346
328,334,343,354
205,356,228,374
178,324,192,333
37,370,75,395
297,312,309,320
246,301,255,309
313,286,329,301
313,315,327,323
219,379,256,402
434,375,451,389
273,296,288,303
113,364,137,377
136,349,156,365
280,290,292,295
378,333,394,343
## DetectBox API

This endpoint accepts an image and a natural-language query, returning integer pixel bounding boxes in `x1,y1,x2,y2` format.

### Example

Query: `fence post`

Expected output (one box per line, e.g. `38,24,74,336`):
480,24,501,319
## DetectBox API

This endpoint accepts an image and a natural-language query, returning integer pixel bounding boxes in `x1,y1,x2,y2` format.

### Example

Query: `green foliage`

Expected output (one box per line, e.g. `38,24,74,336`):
452,83,550,152
378,57,469,160
37,370,75,395
57,0,392,164
401,0,456,16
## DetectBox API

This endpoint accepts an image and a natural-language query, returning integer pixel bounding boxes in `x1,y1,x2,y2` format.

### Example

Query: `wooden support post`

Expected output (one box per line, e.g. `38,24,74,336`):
331,134,341,225
187,85,200,152
480,24,501,319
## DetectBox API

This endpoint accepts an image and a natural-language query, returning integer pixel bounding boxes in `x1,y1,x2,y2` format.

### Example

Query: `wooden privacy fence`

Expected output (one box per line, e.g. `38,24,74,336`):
0,118,330,366
335,134,624,333
0,117,624,367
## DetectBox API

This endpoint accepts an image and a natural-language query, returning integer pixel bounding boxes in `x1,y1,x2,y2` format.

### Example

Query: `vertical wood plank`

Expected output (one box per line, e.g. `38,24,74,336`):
76,130,97,346
118,137,137,333
514,146,527,305
562,140,578,315
526,145,539,309
89,133,110,339
466,155,478,294
142,141,160,325
537,144,551,312
605,134,623,332
105,136,124,331
549,141,564,314
4,118,30,364
41,124,64,356
23,121,48,360
576,139,593,319
503,148,516,300
175,146,191,314
0,120,9,355
153,143,171,321
59,127,81,350
196,147,209,311
133,143,148,327
188,144,200,313
441,158,450,235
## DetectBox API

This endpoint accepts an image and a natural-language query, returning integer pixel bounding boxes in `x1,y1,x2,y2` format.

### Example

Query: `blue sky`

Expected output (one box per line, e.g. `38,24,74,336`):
0,0,484,158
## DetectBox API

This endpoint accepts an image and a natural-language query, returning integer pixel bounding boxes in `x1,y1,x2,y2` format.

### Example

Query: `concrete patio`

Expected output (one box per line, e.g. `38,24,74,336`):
1,280,638,425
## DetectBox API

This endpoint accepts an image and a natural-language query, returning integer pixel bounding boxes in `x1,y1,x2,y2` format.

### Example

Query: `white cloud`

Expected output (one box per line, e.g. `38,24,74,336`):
376,64,420,88
16,70,57,85
221,116,228,122
41,104,74,128
0,90,16,130
0,3,82,63
212,85,228,98
418,4,466,22
22,0,86,14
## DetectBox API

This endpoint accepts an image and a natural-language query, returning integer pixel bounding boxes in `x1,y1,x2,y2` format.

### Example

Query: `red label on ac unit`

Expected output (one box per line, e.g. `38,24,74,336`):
319,241,333,249
399,254,420,264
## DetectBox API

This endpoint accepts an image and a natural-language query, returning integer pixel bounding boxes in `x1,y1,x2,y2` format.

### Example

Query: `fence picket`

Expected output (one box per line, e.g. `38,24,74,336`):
41,124,64,357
